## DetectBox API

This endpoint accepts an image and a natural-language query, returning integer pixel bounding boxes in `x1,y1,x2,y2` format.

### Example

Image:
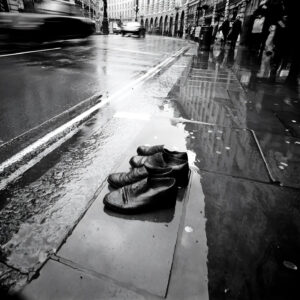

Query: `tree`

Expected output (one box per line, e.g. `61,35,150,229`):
102,0,109,34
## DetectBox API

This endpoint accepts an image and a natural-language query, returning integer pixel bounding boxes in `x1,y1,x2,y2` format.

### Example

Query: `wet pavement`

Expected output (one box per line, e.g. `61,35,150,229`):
0,39,300,299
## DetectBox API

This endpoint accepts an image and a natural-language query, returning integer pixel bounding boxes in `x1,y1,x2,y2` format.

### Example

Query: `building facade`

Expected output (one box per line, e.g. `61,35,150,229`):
0,0,23,12
137,0,188,37
108,0,136,22
185,0,250,28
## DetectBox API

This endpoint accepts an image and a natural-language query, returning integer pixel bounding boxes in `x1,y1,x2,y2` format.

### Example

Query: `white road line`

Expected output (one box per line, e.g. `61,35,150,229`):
0,47,61,58
0,45,189,191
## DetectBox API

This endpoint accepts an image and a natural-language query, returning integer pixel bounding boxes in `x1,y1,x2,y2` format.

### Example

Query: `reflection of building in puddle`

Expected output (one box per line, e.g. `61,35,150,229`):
175,79,234,127
174,60,248,127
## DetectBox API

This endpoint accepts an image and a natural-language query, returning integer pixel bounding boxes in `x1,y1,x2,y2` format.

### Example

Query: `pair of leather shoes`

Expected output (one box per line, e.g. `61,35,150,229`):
104,145,189,214
130,148,189,187
107,163,172,189
136,145,188,161
108,146,189,189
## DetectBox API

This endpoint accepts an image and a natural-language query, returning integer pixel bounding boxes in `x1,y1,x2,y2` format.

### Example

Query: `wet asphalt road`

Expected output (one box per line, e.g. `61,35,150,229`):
0,35,188,145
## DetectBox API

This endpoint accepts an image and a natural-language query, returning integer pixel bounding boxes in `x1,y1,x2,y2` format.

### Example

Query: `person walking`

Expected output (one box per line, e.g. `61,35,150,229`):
269,15,288,82
282,0,300,87
219,17,230,47
228,16,242,49
251,0,285,57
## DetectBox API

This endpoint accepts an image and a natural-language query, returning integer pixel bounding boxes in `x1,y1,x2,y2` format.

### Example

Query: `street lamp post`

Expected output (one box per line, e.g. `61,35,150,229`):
134,0,139,22
102,0,109,34
89,0,91,19
196,1,201,26
212,0,216,25
225,0,230,19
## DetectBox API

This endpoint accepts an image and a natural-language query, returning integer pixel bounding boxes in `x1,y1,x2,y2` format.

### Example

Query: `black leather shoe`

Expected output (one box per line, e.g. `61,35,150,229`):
129,152,189,187
137,145,188,161
137,144,164,155
130,149,188,167
103,177,177,214
107,163,172,189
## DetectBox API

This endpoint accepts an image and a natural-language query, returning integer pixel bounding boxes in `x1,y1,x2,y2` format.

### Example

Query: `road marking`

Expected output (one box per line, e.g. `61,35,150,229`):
0,45,190,191
0,47,61,58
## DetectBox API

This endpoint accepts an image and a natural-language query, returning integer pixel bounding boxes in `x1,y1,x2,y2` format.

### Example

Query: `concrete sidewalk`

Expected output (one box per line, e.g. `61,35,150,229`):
6,45,300,299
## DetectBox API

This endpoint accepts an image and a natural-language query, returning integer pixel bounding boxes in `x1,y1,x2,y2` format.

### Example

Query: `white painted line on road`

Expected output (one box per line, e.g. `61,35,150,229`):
0,45,190,191
0,47,61,58
0,130,78,191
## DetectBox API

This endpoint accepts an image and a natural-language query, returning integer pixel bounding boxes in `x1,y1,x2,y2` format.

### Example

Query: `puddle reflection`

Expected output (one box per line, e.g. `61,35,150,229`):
104,205,175,223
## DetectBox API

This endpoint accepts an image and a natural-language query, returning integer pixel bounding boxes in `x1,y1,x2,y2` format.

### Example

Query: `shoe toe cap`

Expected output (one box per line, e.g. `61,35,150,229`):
107,173,122,188
103,190,124,209
129,156,142,167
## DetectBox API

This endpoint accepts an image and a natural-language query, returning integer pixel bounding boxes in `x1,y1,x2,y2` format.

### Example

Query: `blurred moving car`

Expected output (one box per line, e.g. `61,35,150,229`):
121,22,145,37
0,12,95,43
112,22,121,34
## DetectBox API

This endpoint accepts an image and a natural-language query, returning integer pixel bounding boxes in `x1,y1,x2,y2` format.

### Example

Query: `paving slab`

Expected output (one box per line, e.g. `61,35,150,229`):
20,259,149,300
245,90,300,114
58,117,192,297
183,122,270,182
255,132,300,189
166,171,209,300
201,171,300,300
228,90,287,134
276,111,300,138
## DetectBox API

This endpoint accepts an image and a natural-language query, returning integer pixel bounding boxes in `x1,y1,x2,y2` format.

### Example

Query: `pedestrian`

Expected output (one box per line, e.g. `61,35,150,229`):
218,17,230,47
257,25,276,78
211,18,220,44
227,16,242,49
190,26,195,41
269,15,288,82
250,0,285,57
282,0,300,87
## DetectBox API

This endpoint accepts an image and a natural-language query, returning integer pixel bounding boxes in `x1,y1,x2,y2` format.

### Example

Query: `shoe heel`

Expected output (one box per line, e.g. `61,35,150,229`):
160,186,178,208
173,165,190,187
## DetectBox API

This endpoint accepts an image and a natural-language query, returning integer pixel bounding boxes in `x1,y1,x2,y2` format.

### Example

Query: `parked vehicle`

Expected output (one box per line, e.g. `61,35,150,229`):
112,22,121,34
121,22,145,37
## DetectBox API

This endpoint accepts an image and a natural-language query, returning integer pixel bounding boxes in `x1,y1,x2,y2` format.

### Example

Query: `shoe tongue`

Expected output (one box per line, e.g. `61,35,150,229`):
144,162,171,175
125,178,148,201
163,150,187,164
